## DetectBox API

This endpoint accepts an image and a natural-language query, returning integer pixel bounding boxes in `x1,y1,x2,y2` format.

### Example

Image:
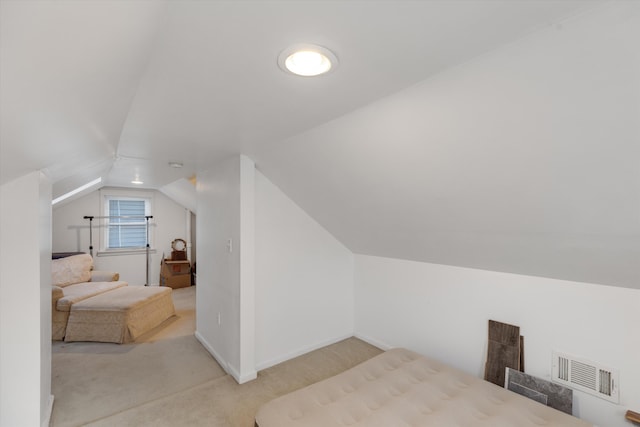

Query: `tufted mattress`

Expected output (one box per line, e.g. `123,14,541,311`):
255,348,592,427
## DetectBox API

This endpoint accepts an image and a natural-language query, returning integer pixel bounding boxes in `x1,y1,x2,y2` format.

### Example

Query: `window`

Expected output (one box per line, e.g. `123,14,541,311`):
102,194,152,252
107,198,148,249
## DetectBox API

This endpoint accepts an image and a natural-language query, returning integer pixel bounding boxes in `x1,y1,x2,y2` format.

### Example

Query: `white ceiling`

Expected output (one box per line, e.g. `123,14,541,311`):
3,1,637,289
2,0,599,189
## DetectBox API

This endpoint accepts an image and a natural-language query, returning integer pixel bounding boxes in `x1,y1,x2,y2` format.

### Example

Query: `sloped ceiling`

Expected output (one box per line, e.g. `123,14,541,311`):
2,0,599,189
256,2,640,289
3,1,637,289
0,0,165,190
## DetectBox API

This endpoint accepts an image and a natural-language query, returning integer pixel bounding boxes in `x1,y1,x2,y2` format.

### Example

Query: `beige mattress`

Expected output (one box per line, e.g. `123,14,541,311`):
255,348,592,427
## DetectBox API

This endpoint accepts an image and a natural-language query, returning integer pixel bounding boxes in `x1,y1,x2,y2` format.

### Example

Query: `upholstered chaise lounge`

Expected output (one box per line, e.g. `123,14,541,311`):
51,254,176,343
51,254,128,340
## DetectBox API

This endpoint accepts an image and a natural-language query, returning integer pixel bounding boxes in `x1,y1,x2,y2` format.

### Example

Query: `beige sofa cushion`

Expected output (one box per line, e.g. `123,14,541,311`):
52,254,93,287
90,270,120,282
56,281,128,312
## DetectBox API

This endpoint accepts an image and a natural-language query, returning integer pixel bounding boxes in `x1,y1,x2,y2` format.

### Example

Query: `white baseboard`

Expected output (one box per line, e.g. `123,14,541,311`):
194,331,256,384
42,394,54,427
194,330,230,374
195,331,384,383
354,333,392,351
229,365,257,384
255,333,354,371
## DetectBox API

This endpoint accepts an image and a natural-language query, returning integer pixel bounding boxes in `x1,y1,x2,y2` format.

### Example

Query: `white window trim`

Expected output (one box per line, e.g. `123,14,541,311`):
97,188,156,256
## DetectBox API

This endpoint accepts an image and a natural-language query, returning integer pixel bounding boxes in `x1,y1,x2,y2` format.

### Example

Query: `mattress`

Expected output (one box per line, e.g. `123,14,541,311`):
255,348,592,427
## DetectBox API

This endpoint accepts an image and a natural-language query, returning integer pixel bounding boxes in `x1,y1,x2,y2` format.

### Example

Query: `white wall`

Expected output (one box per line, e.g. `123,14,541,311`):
196,155,256,383
255,169,354,370
0,171,53,427
354,254,640,427
52,187,189,285
239,156,256,380
159,178,197,214
196,156,354,379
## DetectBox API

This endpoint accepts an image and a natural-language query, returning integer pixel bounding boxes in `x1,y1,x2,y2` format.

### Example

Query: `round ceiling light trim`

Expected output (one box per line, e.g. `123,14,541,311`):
278,44,338,77
131,173,144,185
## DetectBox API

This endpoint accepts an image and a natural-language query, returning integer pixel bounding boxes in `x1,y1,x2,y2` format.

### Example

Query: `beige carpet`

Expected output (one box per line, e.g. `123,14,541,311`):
52,286,382,426
51,286,226,427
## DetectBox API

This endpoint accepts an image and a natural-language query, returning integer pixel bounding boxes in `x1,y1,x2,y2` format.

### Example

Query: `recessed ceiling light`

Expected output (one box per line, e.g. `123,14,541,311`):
278,44,338,77
168,161,183,168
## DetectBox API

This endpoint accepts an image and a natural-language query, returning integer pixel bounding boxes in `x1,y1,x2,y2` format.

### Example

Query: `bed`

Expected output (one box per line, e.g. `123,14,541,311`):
255,348,592,427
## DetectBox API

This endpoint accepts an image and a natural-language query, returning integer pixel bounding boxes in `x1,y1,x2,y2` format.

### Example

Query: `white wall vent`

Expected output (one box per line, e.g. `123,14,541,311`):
552,351,619,403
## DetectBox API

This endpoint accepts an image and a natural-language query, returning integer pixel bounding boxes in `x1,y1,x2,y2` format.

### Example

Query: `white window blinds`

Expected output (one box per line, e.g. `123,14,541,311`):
107,199,147,249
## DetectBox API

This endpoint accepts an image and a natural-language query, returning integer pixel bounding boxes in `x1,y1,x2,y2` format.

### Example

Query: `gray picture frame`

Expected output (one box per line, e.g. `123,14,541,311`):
505,368,573,415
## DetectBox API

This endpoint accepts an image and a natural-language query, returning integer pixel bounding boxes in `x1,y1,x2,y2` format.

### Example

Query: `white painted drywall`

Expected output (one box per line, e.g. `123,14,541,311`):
255,169,354,370
195,155,245,381
0,1,165,187
52,187,189,285
256,1,640,290
0,171,53,427
197,157,354,378
239,156,256,381
354,254,640,427
159,178,197,214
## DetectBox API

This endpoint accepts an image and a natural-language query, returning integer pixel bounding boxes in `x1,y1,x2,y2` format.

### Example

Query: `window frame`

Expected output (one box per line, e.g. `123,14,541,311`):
98,189,155,256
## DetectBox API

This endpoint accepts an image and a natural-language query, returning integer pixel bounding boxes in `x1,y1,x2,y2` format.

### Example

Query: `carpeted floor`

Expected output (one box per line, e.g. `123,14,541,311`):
51,286,382,426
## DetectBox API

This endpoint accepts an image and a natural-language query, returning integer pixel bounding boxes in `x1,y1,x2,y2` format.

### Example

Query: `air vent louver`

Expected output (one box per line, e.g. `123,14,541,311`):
599,370,612,396
558,355,569,381
571,360,597,390
552,351,619,403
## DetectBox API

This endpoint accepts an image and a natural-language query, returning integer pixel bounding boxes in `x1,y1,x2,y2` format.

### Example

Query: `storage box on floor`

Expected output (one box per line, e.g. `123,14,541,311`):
160,259,191,288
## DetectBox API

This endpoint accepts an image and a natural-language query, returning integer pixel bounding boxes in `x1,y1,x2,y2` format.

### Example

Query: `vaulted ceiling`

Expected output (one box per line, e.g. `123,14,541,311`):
2,1,638,289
